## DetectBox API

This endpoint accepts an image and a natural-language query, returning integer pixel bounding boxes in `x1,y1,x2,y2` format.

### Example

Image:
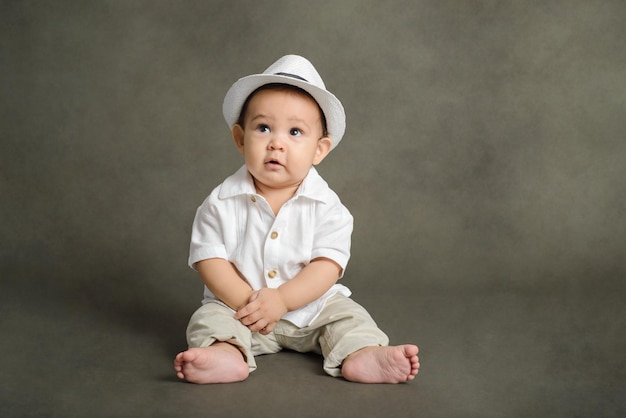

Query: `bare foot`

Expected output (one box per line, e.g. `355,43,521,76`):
341,345,420,384
173,342,249,384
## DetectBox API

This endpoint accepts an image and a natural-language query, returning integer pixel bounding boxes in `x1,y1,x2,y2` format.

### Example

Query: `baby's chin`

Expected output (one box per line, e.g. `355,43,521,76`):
251,175,306,194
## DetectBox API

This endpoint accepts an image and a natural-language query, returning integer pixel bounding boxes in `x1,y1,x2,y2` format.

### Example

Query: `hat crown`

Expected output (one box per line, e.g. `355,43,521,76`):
263,55,326,90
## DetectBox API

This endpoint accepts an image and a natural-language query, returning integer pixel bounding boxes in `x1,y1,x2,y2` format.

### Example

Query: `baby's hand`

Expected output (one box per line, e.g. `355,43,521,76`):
235,288,287,334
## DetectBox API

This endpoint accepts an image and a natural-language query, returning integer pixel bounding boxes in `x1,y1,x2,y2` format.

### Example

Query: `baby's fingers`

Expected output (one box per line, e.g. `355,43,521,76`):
234,291,261,320
250,318,279,334
259,322,277,335
234,302,257,320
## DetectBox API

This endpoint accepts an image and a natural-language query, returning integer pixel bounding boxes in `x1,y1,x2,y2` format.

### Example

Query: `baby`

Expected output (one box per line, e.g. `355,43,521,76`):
174,55,419,383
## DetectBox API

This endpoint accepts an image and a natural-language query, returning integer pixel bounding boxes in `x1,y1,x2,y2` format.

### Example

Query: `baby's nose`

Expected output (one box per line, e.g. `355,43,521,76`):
268,135,285,150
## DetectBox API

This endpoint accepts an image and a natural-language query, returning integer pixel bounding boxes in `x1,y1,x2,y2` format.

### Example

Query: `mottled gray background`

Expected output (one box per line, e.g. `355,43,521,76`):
2,1,625,417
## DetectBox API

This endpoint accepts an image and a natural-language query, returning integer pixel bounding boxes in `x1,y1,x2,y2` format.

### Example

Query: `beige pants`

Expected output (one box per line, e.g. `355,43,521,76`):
186,294,389,377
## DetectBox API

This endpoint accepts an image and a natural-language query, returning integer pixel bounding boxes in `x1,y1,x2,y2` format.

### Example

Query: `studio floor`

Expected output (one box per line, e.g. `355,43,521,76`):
2,276,624,418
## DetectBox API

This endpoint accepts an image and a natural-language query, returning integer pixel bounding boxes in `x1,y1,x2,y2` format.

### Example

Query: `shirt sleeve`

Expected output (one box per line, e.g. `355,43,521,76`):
188,188,229,270
310,196,353,277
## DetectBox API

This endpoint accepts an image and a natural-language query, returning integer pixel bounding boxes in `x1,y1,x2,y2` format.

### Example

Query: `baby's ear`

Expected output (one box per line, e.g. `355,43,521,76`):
313,136,332,165
232,124,245,154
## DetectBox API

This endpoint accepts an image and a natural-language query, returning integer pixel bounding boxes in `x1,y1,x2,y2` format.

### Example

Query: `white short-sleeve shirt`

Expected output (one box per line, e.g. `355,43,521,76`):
189,165,353,327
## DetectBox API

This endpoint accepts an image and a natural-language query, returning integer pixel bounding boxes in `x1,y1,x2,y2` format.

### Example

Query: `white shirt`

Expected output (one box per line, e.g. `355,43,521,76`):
189,165,353,327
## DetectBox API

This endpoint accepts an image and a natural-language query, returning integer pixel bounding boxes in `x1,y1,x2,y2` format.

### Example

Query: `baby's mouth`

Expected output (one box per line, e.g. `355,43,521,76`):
266,159,282,166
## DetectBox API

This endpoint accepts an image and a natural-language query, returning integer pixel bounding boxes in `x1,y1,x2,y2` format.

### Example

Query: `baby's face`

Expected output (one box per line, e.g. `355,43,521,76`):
234,89,330,194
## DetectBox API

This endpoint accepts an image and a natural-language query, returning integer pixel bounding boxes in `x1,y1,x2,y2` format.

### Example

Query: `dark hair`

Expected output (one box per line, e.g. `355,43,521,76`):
236,83,328,137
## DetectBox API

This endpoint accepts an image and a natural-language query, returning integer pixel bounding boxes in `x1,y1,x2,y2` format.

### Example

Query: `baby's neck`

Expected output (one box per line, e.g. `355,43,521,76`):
254,181,300,216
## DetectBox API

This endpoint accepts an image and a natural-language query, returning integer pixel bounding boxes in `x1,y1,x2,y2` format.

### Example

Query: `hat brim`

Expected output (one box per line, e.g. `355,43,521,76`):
222,73,345,150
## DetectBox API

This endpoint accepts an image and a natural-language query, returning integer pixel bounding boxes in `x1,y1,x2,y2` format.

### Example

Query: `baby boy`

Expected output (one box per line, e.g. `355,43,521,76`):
174,55,419,384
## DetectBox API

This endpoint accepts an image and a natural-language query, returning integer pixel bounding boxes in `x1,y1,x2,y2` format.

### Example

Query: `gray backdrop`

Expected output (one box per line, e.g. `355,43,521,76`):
2,1,625,417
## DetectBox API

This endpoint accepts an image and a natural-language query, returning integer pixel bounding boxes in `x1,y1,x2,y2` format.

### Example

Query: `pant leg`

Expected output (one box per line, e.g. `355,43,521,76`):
273,294,389,377
186,301,281,372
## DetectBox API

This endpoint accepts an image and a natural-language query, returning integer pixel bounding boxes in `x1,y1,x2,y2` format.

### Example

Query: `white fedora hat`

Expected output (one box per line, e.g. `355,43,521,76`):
222,54,346,150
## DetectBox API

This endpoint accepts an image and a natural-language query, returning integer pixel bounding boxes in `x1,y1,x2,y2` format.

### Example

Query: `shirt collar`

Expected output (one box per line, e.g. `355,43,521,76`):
219,165,331,204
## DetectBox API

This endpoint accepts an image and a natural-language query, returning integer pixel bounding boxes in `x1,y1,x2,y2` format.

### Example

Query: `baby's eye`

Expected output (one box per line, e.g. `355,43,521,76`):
256,124,270,133
289,128,302,137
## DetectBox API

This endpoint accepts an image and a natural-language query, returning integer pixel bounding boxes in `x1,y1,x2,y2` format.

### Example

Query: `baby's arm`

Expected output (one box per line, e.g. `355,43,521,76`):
196,258,254,311
235,257,341,333
279,257,341,311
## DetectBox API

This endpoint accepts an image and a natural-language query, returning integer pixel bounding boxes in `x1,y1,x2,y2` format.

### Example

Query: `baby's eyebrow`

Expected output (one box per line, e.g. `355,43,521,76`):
287,116,311,129
249,114,272,123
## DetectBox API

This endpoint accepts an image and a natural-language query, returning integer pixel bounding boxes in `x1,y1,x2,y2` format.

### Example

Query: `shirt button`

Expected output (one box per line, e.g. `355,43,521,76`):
270,231,279,240
267,269,277,279
250,195,257,203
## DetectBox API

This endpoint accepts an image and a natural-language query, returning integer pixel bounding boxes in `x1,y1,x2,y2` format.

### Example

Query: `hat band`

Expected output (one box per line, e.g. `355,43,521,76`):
274,72,308,82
